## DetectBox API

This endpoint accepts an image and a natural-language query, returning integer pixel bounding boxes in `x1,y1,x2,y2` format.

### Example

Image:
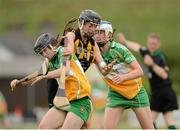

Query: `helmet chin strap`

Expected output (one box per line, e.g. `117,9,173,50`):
97,40,108,47
97,34,111,47
82,31,92,39
79,20,94,39
79,20,84,30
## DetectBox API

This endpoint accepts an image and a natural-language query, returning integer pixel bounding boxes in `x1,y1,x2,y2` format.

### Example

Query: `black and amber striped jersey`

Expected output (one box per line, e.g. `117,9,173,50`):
74,29,96,72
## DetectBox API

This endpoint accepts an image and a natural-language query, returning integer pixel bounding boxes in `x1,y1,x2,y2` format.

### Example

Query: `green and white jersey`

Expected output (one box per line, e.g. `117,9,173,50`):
48,47,63,71
101,41,136,64
100,41,142,99
48,47,84,74
100,41,136,80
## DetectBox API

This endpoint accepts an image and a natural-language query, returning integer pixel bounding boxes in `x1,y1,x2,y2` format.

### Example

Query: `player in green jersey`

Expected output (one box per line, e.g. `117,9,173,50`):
94,21,154,129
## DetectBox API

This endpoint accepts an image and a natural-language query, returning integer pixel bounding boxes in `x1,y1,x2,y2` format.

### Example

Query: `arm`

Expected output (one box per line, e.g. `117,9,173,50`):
94,42,114,75
144,55,168,79
43,67,65,79
32,33,73,85
112,60,144,84
151,64,168,79
117,33,141,53
124,60,144,79
10,63,70,88
63,32,75,55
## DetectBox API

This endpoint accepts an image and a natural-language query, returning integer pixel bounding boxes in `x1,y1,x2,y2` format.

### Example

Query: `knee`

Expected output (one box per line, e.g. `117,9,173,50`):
38,121,53,129
104,121,117,129
38,121,62,129
38,122,47,129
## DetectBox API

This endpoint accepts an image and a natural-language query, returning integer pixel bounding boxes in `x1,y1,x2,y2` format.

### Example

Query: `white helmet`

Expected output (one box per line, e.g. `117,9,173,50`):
95,21,113,47
96,20,113,36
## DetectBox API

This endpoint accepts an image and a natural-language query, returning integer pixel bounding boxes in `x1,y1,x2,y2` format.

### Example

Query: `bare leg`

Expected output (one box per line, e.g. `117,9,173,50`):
163,111,176,126
62,112,84,129
151,110,159,128
132,107,154,129
81,111,92,129
38,108,66,129
151,110,159,122
104,107,124,129
81,101,93,129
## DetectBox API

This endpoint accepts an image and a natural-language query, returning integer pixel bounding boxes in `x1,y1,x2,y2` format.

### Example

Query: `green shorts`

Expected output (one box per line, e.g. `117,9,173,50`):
54,97,92,122
67,97,92,123
107,87,150,108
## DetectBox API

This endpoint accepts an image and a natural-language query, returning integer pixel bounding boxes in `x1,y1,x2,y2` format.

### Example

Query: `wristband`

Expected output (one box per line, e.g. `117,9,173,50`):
99,62,107,68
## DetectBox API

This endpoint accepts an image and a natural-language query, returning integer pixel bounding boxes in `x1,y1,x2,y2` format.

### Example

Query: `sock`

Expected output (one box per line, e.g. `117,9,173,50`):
168,125,176,130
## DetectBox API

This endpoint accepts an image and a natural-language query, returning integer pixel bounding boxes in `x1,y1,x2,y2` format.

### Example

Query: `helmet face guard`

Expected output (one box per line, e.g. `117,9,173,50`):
34,33,57,54
79,17,100,26
96,21,113,36
95,21,113,47
79,9,101,26
78,10,101,39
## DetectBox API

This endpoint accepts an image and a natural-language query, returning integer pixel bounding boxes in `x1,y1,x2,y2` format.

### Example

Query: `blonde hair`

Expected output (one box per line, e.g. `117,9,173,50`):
148,32,160,42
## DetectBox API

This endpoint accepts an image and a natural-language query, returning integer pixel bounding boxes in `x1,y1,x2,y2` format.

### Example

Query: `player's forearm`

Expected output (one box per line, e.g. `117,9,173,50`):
64,32,75,55
44,61,71,79
44,68,62,79
124,40,141,53
151,64,168,80
96,62,108,75
122,68,143,81
96,61,113,76
94,43,108,75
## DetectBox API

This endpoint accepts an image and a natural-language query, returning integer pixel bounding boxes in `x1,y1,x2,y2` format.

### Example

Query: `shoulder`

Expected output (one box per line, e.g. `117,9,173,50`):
110,41,136,63
111,40,130,53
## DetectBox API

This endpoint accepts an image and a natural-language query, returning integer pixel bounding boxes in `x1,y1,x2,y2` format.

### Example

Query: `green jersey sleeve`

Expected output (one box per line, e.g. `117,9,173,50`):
112,41,136,64
48,47,63,71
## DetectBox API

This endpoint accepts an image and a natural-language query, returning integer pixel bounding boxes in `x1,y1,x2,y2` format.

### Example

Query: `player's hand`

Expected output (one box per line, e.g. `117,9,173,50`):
117,33,127,45
103,59,117,75
144,55,154,66
106,58,117,70
62,47,72,56
10,79,19,91
112,74,125,84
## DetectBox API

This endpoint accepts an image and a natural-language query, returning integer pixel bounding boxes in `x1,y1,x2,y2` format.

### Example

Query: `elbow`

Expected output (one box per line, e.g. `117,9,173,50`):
137,68,144,77
161,73,168,80
139,69,144,77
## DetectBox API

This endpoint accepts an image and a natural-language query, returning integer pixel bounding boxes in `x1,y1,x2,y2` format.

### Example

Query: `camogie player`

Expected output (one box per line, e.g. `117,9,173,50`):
10,32,112,129
10,33,93,129
47,9,110,110
94,21,154,129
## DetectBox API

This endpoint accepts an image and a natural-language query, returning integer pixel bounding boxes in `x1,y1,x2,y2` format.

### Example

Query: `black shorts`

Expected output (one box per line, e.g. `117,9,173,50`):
47,79,58,108
150,86,178,113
